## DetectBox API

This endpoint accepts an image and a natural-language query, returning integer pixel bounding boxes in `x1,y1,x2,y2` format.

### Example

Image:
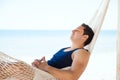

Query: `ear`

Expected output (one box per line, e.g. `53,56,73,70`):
82,35,89,41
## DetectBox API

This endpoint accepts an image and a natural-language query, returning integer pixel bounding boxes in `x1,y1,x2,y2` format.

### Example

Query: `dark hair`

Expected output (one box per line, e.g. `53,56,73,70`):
81,23,94,46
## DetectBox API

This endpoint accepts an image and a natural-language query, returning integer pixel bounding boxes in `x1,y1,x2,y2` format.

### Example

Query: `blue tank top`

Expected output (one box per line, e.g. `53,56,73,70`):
47,47,80,69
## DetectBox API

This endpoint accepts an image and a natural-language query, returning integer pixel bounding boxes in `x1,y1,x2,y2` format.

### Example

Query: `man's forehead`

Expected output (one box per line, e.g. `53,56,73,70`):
77,26,84,29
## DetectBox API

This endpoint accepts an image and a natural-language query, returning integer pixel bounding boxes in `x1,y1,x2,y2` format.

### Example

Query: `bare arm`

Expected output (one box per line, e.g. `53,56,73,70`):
32,49,90,80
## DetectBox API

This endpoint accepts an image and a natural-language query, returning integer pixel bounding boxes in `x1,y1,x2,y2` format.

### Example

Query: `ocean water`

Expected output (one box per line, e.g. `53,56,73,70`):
0,30,116,80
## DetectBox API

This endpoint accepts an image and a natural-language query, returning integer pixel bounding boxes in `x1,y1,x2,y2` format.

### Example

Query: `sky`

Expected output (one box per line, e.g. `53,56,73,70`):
0,0,118,30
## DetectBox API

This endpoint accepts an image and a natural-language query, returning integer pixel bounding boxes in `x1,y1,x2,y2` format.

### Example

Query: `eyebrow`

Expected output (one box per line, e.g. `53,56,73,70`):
74,28,82,32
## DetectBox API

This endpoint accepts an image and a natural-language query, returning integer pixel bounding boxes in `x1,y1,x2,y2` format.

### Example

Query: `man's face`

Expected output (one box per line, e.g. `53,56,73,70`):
71,26,85,39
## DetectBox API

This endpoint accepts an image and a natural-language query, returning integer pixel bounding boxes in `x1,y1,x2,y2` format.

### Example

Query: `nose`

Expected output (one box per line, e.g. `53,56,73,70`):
72,29,76,33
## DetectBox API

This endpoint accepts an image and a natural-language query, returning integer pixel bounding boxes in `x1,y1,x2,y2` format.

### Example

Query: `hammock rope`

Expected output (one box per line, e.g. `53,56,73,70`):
85,0,110,53
0,0,110,80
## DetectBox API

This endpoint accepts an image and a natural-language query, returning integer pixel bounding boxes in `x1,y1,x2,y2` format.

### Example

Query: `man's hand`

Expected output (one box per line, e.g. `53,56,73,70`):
32,56,49,71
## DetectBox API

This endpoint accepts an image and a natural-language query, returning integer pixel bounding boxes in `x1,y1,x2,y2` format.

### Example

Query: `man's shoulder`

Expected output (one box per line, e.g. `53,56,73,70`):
73,48,90,56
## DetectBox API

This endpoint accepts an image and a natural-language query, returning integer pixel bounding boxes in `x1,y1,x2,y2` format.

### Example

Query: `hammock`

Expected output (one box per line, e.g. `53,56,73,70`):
85,0,110,52
0,0,110,80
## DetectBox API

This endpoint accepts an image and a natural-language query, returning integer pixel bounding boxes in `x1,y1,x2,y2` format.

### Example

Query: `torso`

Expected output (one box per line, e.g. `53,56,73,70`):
47,47,88,69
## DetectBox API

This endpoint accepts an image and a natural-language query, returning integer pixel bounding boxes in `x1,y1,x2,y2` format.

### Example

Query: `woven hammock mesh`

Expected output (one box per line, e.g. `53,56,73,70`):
0,52,34,80
0,52,55,80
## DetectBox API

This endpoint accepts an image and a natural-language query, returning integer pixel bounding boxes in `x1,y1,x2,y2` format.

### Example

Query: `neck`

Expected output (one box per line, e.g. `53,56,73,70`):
70,43,84,49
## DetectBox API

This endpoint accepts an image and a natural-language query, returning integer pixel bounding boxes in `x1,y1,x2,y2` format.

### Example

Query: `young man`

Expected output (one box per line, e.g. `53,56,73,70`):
32,23,94,80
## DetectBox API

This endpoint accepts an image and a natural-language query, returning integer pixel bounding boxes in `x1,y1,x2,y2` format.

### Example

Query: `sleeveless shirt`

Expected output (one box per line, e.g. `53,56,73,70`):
47,47,80,69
